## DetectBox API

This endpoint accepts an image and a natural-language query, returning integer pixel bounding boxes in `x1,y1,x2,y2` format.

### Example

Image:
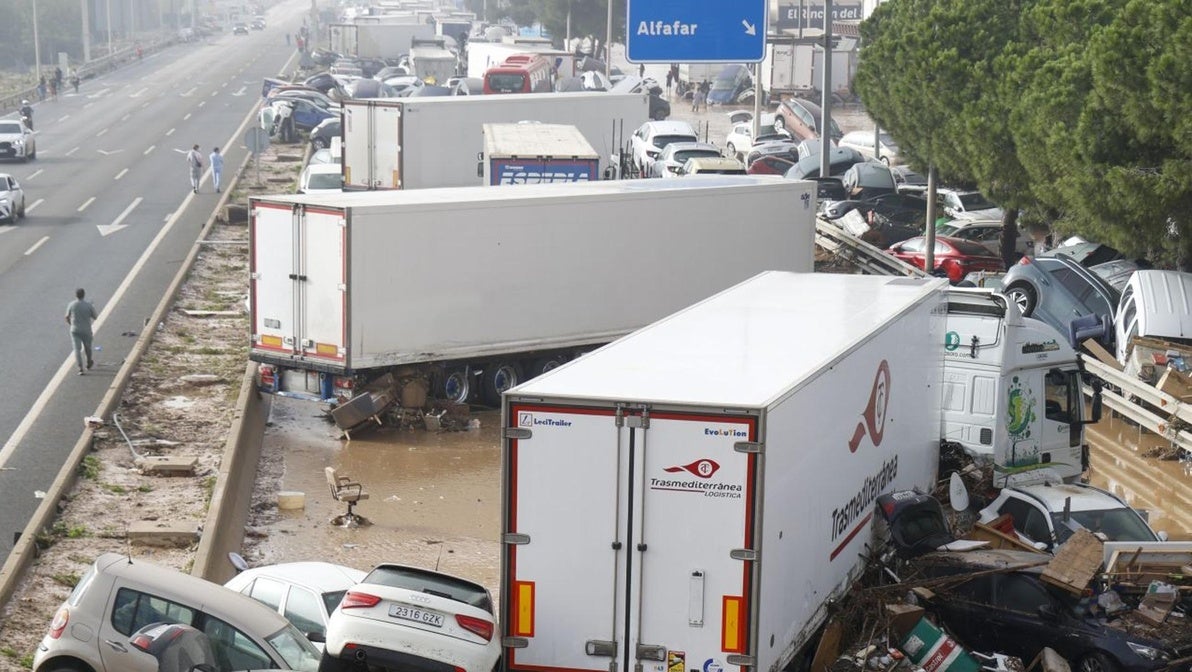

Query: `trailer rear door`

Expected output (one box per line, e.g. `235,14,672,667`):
503,405,758,672
249,203,348,365
343,101,403,190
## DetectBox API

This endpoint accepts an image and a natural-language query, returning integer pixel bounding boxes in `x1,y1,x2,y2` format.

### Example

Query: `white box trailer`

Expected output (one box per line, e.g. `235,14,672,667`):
329,22,436,59
500,272,947,672
249,177,817,405
760,42,814,97
342,93,648,190
481,123,600,185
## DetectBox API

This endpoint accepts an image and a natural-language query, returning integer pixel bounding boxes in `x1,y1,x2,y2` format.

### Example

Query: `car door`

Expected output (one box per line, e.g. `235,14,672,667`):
99,586,199,672
892,238,926,268
927,574,994,651
986,574,1068,662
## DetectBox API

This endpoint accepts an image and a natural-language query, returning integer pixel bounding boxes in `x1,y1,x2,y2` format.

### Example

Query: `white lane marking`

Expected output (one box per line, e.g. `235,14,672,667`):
115,168,129,180
84,102,94,109
27,198,44,213
0,225,14,235
166,127,175,136
221,82,228,88
181,86,197,97
96,128,108,137
27,169,44,180
231,86,246,96
198,101,206,107
77,196,95,212
121,113,130,121
144,145,155,155
96,149,123,155
97,196,141,236
23,236,49,256
87,87,110,98
58,114,69,122
183,113,191,120
65,146,79,156
130,87,147,97
0,40,303,472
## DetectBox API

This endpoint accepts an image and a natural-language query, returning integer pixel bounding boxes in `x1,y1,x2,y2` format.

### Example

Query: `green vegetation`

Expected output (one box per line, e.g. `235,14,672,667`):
855,0,1192,268
51,572,81,588
101,483,128,494
79,455,100,480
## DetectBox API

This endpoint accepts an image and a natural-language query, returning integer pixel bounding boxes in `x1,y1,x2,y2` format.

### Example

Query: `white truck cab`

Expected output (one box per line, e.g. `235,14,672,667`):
941,289,1100,483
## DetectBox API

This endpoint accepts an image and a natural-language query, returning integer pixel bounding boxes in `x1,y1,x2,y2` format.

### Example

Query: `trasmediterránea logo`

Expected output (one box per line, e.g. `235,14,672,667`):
651,458,741,499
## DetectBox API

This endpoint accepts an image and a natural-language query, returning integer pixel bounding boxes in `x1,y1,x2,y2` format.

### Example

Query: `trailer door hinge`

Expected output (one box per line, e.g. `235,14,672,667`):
734,441,763,454
614,407,624,427
502,533,530,545
726,654,756,668
730,548,759,561
503,428,531,440
503,637,529,649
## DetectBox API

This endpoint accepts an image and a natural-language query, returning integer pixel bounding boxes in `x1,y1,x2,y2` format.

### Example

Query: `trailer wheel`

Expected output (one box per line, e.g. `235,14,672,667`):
441,369,471,405
528,356,566,379
482,361,523,407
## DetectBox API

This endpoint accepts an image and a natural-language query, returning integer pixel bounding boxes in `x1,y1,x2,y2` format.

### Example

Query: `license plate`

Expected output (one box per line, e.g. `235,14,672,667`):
388,604,445,627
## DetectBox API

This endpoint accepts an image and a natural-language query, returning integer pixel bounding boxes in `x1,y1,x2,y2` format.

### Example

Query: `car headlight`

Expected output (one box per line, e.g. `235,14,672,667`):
13,139,23,148
1128,642,1169,661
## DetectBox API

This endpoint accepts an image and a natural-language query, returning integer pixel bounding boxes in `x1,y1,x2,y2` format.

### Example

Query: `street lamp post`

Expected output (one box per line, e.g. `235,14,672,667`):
107,0,113,55
33,0,42,83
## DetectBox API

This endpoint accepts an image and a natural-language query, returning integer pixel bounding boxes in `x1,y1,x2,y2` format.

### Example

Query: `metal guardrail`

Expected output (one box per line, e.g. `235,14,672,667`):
814,218,928,278
1081,356,1192,453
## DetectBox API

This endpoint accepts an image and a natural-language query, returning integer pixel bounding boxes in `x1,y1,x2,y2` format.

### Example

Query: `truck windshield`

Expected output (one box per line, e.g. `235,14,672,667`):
1044,369,1082,446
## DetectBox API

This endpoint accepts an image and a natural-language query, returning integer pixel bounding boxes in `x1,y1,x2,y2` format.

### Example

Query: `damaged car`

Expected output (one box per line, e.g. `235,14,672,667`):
913,549,1192,672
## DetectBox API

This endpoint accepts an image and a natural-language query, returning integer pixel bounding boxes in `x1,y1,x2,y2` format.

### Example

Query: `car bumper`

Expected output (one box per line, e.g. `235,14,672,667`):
326,622,498,672
0,148,29,160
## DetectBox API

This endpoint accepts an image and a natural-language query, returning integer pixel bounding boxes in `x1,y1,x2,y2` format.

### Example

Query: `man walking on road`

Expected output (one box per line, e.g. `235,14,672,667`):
65,288,97,375
186,144,203,193
210,147,224,193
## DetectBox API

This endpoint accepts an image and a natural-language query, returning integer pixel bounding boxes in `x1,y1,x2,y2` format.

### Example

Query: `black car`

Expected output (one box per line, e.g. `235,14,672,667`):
916,550,1192,672
310,118,340,150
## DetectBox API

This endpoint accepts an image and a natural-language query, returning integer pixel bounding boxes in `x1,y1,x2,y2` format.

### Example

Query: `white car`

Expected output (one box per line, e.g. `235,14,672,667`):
34,553,321,672
936,188,1004,220
0,173,26,223
648,141,722,178
722,121,790,161
224,561,365,647
321,563,500,672
837,129,901,165
299,163,343,193
629,120,697,175
935,218,1034,258
978,479,1165,552
0,118,36,162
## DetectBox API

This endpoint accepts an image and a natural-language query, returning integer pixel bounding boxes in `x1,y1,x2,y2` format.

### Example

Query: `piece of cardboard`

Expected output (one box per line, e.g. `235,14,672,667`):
885,603,925,641
809,619,843,672
1136,592,1176,625
1041,529,1104,595
1157,368,1192,401
1082,339,1123,371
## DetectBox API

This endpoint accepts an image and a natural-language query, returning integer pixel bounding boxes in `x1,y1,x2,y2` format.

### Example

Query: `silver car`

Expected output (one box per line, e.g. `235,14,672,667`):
649,141,722,178
0,119,36,162
0,173,26,223
1001,254,1120,344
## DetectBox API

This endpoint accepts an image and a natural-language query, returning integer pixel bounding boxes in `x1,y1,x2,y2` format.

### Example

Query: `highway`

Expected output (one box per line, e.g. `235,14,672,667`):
0,2,306,562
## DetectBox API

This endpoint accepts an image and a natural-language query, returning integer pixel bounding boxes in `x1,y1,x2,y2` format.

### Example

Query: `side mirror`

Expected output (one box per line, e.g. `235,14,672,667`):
307,632,326,644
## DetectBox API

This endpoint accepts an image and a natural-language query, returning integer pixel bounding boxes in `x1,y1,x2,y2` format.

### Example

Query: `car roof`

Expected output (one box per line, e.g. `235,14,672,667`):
685,157,745,170
93,553,294,634
304,163,342,175
642,120,696,136
228,562,366,593
1008,482,1129,513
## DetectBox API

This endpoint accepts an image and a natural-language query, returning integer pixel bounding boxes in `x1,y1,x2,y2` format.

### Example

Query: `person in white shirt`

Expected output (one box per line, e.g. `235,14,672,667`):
209,147,224,193
186,144,203,193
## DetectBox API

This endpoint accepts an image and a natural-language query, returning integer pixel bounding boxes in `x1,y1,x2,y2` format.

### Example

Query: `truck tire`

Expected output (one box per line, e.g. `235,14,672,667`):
528,355,566,379
482,361,523,407
441,369,471,405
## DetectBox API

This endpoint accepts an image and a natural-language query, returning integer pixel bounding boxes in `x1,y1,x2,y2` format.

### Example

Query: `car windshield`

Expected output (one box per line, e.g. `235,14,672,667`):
0,122,23,134
267,624,321,672
365,565,492,613
1051,508,1158,544
673,149,721,163
307,172,342,190
654,134,697,148
487,73,526,92
322,590,349,615
958,193,996,210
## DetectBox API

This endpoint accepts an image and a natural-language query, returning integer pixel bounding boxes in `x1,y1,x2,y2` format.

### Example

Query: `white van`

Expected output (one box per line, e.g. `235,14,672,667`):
1114,270,1192,364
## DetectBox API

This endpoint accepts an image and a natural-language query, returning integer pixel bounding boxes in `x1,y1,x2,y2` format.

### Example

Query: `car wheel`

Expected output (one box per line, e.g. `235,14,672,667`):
880,155,890,165
1078,653,1119,672
313,137,328,150
773,116,785,132
482,361,523,407
18,198,25,218
1004,282,1038,316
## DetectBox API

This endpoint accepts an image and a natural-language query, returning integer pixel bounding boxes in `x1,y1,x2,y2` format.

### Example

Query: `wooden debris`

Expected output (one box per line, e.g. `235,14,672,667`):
884,604,924,641
965,521,1047,553
1156,368,1192,401
1041,529,1103,595
1136,592,1176,625
810,619,844,672
1082,339,1123,371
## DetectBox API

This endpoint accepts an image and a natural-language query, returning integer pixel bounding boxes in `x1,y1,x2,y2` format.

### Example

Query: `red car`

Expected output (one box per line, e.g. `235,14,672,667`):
747,155,795,175
886,235,1005,283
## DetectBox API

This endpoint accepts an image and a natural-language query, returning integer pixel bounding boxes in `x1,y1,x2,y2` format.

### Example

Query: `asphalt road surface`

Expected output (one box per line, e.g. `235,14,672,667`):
0,1,308,562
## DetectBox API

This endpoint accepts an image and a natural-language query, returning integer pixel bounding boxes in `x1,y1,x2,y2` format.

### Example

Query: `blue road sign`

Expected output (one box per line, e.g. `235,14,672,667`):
626,0,768,64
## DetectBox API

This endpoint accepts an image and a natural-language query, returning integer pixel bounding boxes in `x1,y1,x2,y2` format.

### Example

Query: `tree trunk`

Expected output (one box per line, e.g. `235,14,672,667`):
1000,208,1020,269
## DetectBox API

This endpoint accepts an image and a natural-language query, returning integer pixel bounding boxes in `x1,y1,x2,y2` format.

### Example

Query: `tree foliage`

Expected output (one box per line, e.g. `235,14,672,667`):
2,0,85,73
855,0,1192,268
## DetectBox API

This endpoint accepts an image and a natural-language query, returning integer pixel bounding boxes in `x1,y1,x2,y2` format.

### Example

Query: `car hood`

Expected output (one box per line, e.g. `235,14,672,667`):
0,132,24,140
1100,610,1192,657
